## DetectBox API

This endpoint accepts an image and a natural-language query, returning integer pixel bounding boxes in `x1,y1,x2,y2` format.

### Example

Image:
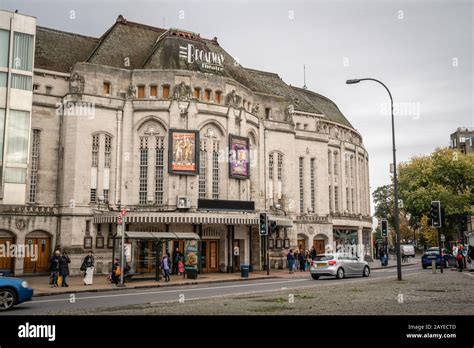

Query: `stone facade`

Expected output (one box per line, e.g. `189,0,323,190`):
0,12,372,276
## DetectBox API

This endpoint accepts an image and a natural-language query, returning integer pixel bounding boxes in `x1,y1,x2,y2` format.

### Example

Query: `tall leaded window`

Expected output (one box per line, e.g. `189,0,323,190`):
329,185,333,213
310,158,315,212
212,141,219,200
346,187,350,213
155,137,165,205
139,137,148,205
333,151,338,176
277,153,283,205
328,150,332,174
199,139,207,199
351,188,355,213
269,153,274,180
334,186,339,213
90,134,99,203
29,129,40,203
104,135,111,168
91,135,99,167
0,30,9,68
277,153,283,180
299,157,304,214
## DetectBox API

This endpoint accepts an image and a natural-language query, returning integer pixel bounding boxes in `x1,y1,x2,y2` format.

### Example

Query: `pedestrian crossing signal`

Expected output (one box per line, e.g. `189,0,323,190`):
381,219,388,237
259,213,268,236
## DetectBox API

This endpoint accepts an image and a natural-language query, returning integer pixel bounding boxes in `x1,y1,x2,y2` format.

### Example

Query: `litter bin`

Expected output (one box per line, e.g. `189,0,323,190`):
185,267,198,279
380,256,388,267
240,265,250,278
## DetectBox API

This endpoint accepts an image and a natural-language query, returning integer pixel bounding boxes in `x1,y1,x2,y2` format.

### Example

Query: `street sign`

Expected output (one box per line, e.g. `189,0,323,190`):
441,234,445,242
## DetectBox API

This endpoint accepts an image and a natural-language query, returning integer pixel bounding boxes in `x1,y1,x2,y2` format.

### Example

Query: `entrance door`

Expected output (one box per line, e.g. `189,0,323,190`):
297,239,306,252
313,240,325,255
23,237,51,273
201,240,219,273
0,238,15,273
136,241,157,273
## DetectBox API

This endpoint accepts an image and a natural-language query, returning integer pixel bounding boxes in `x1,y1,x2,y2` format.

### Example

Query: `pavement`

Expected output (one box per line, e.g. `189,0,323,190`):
21,257,418,297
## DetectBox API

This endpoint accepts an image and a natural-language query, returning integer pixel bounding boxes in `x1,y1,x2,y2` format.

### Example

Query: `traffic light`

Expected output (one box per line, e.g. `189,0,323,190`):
429,201,442,228
259,213,268,236
381,219,388,237
270,221,277,234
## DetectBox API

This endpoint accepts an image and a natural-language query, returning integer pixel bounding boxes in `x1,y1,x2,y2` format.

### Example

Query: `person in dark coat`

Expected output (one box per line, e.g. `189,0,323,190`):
59,251,71,287
310,246,317,260
287,249,294,274
299,251,306,271
49,250,61,288
172,247,181,275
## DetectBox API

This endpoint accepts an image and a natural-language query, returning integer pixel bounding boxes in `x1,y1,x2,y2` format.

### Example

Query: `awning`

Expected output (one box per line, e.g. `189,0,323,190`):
115,231,200,240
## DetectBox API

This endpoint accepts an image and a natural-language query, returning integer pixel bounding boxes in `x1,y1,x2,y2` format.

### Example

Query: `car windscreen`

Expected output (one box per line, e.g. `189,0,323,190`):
314,255,334,261
425,250,440,255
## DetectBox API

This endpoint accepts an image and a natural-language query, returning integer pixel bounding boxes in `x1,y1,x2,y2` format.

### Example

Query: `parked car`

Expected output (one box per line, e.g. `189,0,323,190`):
310,253,370,280
400,244,416,257
421,247,456,269
0,277,34,311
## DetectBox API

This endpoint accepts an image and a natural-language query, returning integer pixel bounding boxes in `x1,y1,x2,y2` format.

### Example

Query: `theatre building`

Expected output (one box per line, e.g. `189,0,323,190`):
0,10,372,276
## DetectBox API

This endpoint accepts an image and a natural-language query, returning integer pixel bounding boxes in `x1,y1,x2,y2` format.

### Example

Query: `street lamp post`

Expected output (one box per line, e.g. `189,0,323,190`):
346,78,402,281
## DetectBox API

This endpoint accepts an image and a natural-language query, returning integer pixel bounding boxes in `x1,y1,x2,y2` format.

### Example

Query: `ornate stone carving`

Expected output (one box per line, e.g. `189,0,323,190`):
173,82,191,101
15,219,26,230
224,90,242,108
251,103,260,115
284,104,294,123
126,85,137,99
69,72,85,93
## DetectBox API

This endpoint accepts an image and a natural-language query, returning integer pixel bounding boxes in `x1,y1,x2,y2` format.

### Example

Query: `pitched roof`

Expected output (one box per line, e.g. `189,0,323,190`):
35,26,99,72
34,16,354,129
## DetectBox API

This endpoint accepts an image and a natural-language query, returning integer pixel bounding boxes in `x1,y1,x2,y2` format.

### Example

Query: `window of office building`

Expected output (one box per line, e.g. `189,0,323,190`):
0,29,9,68
0,109,5,163
6,110,30,165
11,74,32,90
12,32,33,71
29,129,40,203
0,72,6,87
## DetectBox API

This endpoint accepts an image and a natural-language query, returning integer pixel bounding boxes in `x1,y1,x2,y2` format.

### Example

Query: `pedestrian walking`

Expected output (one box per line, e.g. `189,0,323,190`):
294,249,299,271
81,251,95,285
59,251,71,287
49,250,61,288
161,254,171,282
287,249,294,274
456,242,464,272
111,258,121,285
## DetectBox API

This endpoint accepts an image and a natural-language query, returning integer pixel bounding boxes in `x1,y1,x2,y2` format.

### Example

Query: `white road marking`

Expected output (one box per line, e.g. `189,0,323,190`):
30,269,424,306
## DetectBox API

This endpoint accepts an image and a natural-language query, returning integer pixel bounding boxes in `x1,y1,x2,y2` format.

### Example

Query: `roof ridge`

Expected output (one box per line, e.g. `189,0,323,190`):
291,86,340,109
37,26,99,41
245,67,280,78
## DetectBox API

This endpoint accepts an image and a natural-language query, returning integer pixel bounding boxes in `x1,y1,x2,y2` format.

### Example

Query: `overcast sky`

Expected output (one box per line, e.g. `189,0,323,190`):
1,0,472,214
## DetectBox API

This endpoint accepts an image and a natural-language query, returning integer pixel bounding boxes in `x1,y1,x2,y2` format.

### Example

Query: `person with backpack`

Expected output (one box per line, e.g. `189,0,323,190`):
456,242,464,272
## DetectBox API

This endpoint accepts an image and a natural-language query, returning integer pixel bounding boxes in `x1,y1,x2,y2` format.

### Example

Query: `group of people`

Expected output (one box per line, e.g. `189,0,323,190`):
286,246,318,274
49,250,71,288
161,248,185,282
453,241,473,272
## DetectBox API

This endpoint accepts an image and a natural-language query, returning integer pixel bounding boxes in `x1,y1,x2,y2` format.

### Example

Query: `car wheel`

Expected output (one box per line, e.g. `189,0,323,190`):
336,267,345,279
0,289,16,311
362,266,370,277
311,274,320,280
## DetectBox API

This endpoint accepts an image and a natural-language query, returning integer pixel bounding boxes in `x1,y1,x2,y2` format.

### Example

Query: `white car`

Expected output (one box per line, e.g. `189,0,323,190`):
400,244,415,257
310,253,370,280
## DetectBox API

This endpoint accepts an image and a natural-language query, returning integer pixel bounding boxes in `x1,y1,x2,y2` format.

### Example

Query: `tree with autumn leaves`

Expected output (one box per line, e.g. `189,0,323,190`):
373,148,474,248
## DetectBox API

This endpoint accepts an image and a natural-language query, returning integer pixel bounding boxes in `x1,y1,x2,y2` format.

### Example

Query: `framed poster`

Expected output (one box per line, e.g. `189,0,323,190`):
96,236,104,249
184,240,198,270
83,237,92,249
229,134,250,179
168,129,199,175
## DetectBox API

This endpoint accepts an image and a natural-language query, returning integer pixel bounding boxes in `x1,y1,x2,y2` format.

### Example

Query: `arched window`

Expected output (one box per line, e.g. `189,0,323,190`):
199,125,223,200
268,151,283,207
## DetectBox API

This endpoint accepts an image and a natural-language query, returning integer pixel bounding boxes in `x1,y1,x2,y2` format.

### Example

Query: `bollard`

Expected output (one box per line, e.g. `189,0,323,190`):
432,260,436,273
